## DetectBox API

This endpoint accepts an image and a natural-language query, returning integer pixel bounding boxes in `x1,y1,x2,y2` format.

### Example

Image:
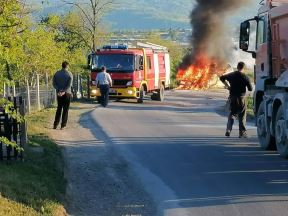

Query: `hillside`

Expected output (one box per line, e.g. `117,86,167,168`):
30,0,259,30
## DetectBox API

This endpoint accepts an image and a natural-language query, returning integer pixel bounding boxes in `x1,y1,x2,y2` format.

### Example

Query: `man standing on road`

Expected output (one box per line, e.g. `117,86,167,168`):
220,62,253,138
95,66,112,107
53,61,73,130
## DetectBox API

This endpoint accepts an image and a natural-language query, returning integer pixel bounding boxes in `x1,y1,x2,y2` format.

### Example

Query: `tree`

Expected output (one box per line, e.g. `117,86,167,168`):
0,0,28,83
0,0,28,151
21,27,68,85
62,0,114,51
41,13,91,76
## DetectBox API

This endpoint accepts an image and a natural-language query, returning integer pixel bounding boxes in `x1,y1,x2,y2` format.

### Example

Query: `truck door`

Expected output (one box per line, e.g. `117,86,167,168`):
255,15,270,78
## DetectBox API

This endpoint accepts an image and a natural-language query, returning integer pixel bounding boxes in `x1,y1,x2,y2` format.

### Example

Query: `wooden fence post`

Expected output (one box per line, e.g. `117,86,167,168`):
26,79,31,114
12,85,16,97
54,89,57,104
4,83,10,98
36,74,41,111
45,73,49,107
3,83,6,98
19,97,27,159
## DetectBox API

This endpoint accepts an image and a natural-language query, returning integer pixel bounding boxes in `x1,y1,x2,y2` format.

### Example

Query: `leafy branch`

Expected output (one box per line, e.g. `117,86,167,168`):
0,98,25,123
0,136,23,152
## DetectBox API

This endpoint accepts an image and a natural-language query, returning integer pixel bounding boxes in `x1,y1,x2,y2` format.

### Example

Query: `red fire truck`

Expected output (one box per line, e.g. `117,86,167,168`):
88,43,171,103
239,0,288,157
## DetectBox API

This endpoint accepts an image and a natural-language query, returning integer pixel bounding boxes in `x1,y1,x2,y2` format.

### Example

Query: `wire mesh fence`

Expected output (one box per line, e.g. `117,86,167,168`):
15,85,56,113
0,73,85,161
2,73,87,114
3,75,56,114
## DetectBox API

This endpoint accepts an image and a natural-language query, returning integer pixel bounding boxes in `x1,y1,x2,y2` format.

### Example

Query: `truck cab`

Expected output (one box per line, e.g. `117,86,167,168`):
239,0,288,157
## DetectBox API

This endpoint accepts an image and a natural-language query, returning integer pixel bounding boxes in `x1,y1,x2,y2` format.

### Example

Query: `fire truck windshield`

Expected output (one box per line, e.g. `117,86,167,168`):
91,54,134,73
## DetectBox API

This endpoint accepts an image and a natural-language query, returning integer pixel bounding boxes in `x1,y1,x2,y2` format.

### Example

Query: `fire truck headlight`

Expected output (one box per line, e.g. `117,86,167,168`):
127,90,133,95
126,81,133,86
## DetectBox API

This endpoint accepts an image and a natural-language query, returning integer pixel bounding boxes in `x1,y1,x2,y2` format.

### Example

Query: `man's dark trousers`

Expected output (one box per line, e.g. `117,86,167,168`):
227,95,247,135
54,93,71,128
100,84,110,107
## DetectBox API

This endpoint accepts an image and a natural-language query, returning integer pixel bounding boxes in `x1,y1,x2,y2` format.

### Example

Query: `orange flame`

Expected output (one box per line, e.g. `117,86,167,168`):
177,56,218,90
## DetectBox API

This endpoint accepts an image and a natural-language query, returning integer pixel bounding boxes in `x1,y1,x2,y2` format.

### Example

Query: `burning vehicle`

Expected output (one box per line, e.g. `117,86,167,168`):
177,0,251,90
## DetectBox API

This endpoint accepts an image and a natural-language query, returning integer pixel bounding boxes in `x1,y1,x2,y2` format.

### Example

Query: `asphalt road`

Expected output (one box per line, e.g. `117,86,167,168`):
88,90,288,216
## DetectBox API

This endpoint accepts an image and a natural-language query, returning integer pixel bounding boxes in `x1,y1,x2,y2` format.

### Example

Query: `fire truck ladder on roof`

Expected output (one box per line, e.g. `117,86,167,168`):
135,42,168,51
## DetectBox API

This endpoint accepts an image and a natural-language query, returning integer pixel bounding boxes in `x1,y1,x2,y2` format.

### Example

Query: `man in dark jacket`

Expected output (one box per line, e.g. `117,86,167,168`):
220,62,253,138
53,61,73,130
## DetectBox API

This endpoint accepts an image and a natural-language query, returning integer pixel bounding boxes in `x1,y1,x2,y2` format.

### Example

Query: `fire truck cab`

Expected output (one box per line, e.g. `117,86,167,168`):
239,0,288,157
88,43,171,103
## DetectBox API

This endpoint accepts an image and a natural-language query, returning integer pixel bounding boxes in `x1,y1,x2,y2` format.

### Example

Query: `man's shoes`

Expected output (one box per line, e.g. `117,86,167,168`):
239,132,248,138
225,131,231,137
53,125,57,130
60,126,66,130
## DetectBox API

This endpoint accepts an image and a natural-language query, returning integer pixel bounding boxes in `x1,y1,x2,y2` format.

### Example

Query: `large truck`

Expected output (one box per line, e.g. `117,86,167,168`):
239,0,288,157
88,43,171,103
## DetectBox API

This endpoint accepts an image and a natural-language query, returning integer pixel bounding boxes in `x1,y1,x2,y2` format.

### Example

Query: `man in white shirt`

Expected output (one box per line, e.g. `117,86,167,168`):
95,66,113,107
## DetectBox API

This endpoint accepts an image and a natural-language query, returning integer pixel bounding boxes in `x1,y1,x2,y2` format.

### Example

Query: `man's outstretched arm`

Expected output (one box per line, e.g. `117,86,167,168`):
220,74,231,90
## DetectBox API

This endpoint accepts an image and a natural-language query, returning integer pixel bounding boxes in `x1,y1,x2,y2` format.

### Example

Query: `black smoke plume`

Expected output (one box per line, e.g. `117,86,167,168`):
180,0,250,69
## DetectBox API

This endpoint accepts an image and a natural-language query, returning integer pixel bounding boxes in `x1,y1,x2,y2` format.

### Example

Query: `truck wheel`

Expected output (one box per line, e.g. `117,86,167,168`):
137,86,144,103
156,84,165,101
257,101,275,150
275,105,288,158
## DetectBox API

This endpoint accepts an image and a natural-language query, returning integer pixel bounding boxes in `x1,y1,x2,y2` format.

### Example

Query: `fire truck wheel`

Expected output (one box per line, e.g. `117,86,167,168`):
275,105,288,158
156,84,165,101
137,85,144,103
257,101,275,150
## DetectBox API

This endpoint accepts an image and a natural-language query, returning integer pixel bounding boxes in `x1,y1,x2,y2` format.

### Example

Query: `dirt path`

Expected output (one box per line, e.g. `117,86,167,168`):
49,102,157,216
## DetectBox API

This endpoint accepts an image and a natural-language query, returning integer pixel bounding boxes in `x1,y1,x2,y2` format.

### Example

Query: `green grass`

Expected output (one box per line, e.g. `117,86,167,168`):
0,109,66,216
247,96,253,110
246,71,254,82
247,96,255,119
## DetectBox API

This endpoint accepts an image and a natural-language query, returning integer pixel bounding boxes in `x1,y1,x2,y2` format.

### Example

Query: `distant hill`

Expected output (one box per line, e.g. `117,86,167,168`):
31,0,192,30
30,0,259,30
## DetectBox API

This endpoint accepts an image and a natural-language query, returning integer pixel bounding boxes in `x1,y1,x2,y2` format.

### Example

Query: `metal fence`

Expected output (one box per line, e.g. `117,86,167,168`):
15,85,56,113
4,75,56,114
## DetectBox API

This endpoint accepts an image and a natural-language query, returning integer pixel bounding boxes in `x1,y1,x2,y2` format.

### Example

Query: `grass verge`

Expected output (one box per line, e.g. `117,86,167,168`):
247,96,255,120
0,108,66,216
